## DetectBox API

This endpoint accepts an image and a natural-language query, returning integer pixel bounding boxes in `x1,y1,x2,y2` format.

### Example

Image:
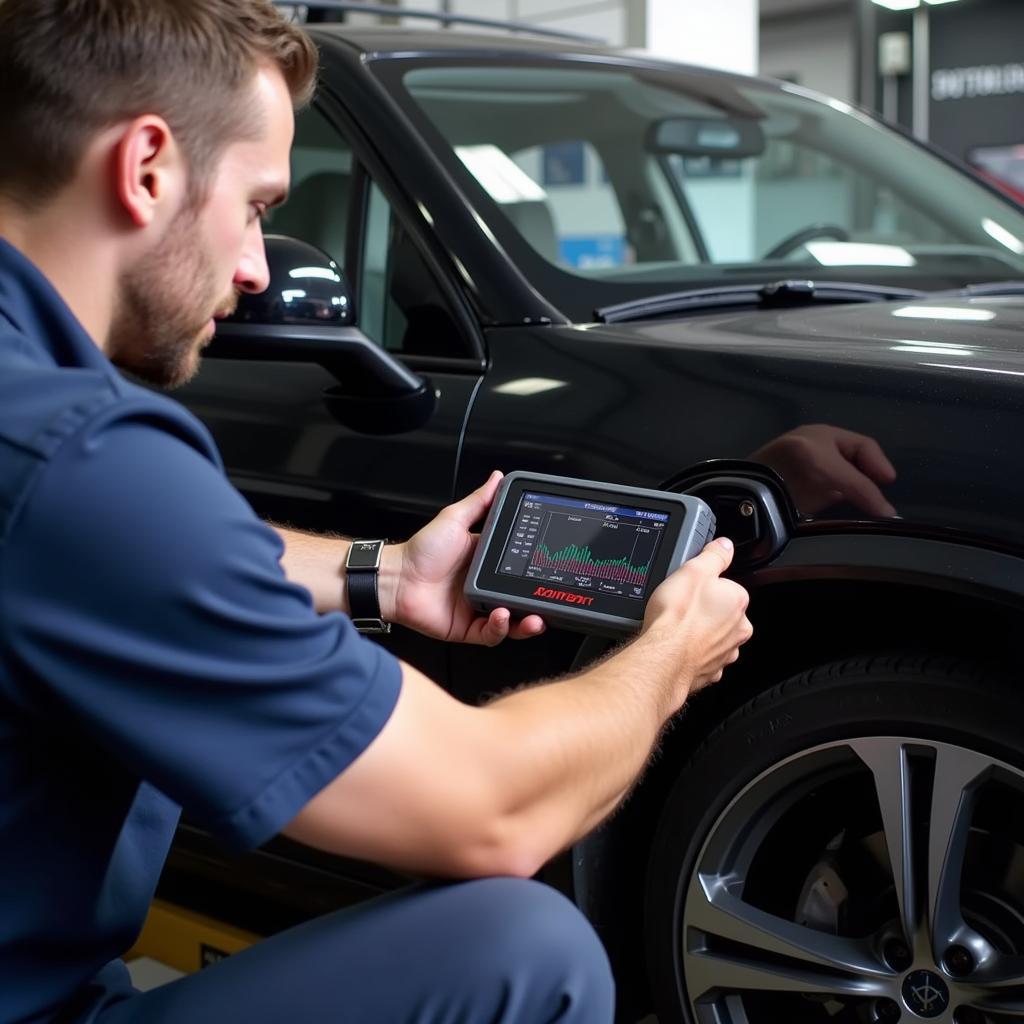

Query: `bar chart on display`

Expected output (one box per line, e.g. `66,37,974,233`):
497,491,667,600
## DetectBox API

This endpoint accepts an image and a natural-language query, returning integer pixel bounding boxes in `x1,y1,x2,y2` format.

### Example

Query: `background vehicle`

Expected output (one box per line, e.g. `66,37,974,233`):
167,19,1024,1024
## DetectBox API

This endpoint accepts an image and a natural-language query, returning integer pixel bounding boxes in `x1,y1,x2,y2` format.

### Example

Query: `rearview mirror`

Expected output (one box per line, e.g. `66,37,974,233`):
647,116,765,159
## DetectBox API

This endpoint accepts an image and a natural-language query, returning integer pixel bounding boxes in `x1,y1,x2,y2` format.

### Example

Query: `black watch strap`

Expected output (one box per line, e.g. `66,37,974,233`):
345,540,391,634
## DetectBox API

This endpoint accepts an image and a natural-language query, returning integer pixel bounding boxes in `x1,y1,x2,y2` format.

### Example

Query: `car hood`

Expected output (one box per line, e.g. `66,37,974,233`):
467,291,1024,551
581,294,1024,373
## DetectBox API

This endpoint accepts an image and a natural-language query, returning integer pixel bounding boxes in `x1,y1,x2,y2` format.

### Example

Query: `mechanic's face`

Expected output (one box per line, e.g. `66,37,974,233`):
109,66,293,388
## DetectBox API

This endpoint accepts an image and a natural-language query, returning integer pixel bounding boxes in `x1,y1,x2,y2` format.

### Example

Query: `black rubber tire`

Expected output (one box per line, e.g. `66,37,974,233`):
644,654,1024,1024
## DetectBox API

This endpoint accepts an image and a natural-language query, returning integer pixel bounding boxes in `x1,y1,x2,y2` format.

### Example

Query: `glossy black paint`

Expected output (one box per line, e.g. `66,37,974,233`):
459,296,1024,550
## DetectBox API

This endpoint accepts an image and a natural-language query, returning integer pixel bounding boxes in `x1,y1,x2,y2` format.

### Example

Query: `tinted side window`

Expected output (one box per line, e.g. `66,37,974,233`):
361,180,468,357
269,106,468,358
268,105,353,269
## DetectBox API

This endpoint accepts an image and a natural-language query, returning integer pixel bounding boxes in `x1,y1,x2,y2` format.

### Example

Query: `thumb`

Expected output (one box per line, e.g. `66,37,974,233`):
688,536,734,577
445,470,503,528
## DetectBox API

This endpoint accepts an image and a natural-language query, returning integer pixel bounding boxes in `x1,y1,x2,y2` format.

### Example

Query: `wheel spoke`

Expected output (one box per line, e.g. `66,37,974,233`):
970,985,1024,1015
927,744,989,954
974,956,1024,988
686,940,888,1000
684,872,891,1002
851,738,918,946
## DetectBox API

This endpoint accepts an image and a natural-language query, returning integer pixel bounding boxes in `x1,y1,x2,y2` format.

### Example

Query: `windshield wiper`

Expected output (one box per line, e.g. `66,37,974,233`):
946,281,1024,298
594,279,927,324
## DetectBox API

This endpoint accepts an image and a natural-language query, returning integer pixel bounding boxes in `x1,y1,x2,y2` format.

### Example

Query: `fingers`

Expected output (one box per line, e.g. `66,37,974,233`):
687,536,734,577
826,457,897,517
840,431,897,484
470,609,546,647
474,607,510,647
508,613,546,640
445,470,503,529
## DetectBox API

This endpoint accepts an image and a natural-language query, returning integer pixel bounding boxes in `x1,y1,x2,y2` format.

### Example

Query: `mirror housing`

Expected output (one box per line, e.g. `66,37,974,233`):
647,116,765,159
229,234,353,327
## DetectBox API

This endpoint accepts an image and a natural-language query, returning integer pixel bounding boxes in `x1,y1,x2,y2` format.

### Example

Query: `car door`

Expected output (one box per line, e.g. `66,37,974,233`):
175,98,486,679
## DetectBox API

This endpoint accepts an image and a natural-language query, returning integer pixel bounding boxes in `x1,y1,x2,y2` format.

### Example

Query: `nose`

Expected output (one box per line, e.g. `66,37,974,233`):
234,224,270,295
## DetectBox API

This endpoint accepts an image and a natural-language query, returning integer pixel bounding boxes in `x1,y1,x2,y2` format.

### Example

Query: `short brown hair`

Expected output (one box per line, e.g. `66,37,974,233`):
0,0,318,207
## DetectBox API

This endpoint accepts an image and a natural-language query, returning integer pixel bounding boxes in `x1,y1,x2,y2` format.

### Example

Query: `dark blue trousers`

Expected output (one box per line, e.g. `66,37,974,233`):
87,879,615,1023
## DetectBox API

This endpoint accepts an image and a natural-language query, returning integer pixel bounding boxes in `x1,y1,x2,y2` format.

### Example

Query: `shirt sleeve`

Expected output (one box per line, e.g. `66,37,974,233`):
0,403,402,850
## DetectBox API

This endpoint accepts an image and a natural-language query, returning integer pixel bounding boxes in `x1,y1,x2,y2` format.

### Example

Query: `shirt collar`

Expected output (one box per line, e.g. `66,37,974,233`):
0,235,115,375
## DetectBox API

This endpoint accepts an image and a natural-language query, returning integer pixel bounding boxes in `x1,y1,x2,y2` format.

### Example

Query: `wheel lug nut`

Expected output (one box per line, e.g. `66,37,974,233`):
954,1007,984,1024
944,945,975,977
884,938,912,972
874,997,901,1023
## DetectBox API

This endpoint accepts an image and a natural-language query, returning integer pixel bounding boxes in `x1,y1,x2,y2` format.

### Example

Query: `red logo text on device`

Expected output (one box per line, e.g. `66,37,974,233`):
532,586,594,607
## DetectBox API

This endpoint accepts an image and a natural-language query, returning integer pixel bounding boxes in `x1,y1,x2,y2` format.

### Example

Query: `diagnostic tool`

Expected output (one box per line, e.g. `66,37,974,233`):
465,472,715,638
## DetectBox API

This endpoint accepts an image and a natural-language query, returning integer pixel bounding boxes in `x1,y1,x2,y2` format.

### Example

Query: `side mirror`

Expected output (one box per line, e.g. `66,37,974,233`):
228,234,353,327
207,235,436,435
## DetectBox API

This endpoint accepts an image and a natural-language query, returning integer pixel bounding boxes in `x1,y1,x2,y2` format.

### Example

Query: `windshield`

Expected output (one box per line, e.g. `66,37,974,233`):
377,59,1024,320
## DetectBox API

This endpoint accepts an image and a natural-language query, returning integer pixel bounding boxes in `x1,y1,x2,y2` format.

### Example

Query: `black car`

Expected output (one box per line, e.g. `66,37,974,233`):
167,18,1024,1024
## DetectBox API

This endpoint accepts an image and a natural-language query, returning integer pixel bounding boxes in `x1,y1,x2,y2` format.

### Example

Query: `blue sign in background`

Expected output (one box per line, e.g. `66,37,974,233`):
558,235,627,268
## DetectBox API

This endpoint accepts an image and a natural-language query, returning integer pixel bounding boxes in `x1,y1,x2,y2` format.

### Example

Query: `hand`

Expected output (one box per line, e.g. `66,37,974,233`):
750,424,897,517
385,471,546,646
642,537,752,709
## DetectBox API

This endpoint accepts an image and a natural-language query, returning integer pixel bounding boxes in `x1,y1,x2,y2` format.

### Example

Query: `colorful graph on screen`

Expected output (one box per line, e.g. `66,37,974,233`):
498,491,667,600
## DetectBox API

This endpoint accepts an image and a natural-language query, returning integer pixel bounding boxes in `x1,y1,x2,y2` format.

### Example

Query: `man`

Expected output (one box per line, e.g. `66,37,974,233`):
0,2,752,1022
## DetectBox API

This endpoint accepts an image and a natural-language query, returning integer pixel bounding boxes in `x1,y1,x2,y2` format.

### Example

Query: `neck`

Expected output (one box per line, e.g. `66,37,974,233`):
0,194,118,351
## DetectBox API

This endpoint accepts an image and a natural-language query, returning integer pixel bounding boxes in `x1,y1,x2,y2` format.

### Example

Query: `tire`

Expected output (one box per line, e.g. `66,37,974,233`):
645,655,1024,1024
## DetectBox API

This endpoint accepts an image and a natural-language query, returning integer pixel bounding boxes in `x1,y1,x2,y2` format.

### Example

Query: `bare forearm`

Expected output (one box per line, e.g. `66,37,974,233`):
480,628,686,867
272,525,402,619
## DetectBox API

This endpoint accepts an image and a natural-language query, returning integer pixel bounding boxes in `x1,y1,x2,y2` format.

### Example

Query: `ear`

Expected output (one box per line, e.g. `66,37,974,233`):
113,116,186,229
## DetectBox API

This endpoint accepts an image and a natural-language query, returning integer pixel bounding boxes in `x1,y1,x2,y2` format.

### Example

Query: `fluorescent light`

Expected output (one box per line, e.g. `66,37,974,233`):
290,266,341,281
982,218,1024,255
494,377,568,396
892,345,974,356
455,145,547,205
892,306,996,321
805,241,916,267
924,0,962,5
922,363,1024,377
870,0,920,10
281,289,307,302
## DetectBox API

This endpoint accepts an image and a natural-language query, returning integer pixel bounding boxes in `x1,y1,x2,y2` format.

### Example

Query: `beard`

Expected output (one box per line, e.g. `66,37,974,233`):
108,204,236,390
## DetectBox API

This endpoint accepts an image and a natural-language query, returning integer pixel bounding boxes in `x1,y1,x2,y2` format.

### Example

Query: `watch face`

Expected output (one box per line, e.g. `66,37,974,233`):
348,540,384,570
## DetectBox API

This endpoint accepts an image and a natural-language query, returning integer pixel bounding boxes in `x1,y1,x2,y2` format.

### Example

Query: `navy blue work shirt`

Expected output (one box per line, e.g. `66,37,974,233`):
0,238,403,1023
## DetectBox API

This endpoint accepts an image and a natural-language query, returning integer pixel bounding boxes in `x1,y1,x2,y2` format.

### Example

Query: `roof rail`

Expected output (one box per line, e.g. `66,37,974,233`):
276,1,603,44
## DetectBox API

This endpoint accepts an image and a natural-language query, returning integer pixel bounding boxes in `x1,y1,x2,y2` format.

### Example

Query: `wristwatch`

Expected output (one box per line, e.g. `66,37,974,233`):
345,539,391,634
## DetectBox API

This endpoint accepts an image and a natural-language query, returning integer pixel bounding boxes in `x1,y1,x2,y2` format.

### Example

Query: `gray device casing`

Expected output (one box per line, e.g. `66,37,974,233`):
465,472,716,638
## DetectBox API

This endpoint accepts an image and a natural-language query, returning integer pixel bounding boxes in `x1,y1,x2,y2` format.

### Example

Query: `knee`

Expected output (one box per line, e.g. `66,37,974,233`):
457,878,614,998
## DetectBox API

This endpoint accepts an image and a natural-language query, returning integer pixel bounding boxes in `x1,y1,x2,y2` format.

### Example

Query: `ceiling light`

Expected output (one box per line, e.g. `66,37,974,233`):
805,241,916,267
455,145,547,205
290,266,341,282
892,306,996,321
982,218,1024,255
870,0,920,10
494,377,568,396
869,0,963,7
892,345,974,356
